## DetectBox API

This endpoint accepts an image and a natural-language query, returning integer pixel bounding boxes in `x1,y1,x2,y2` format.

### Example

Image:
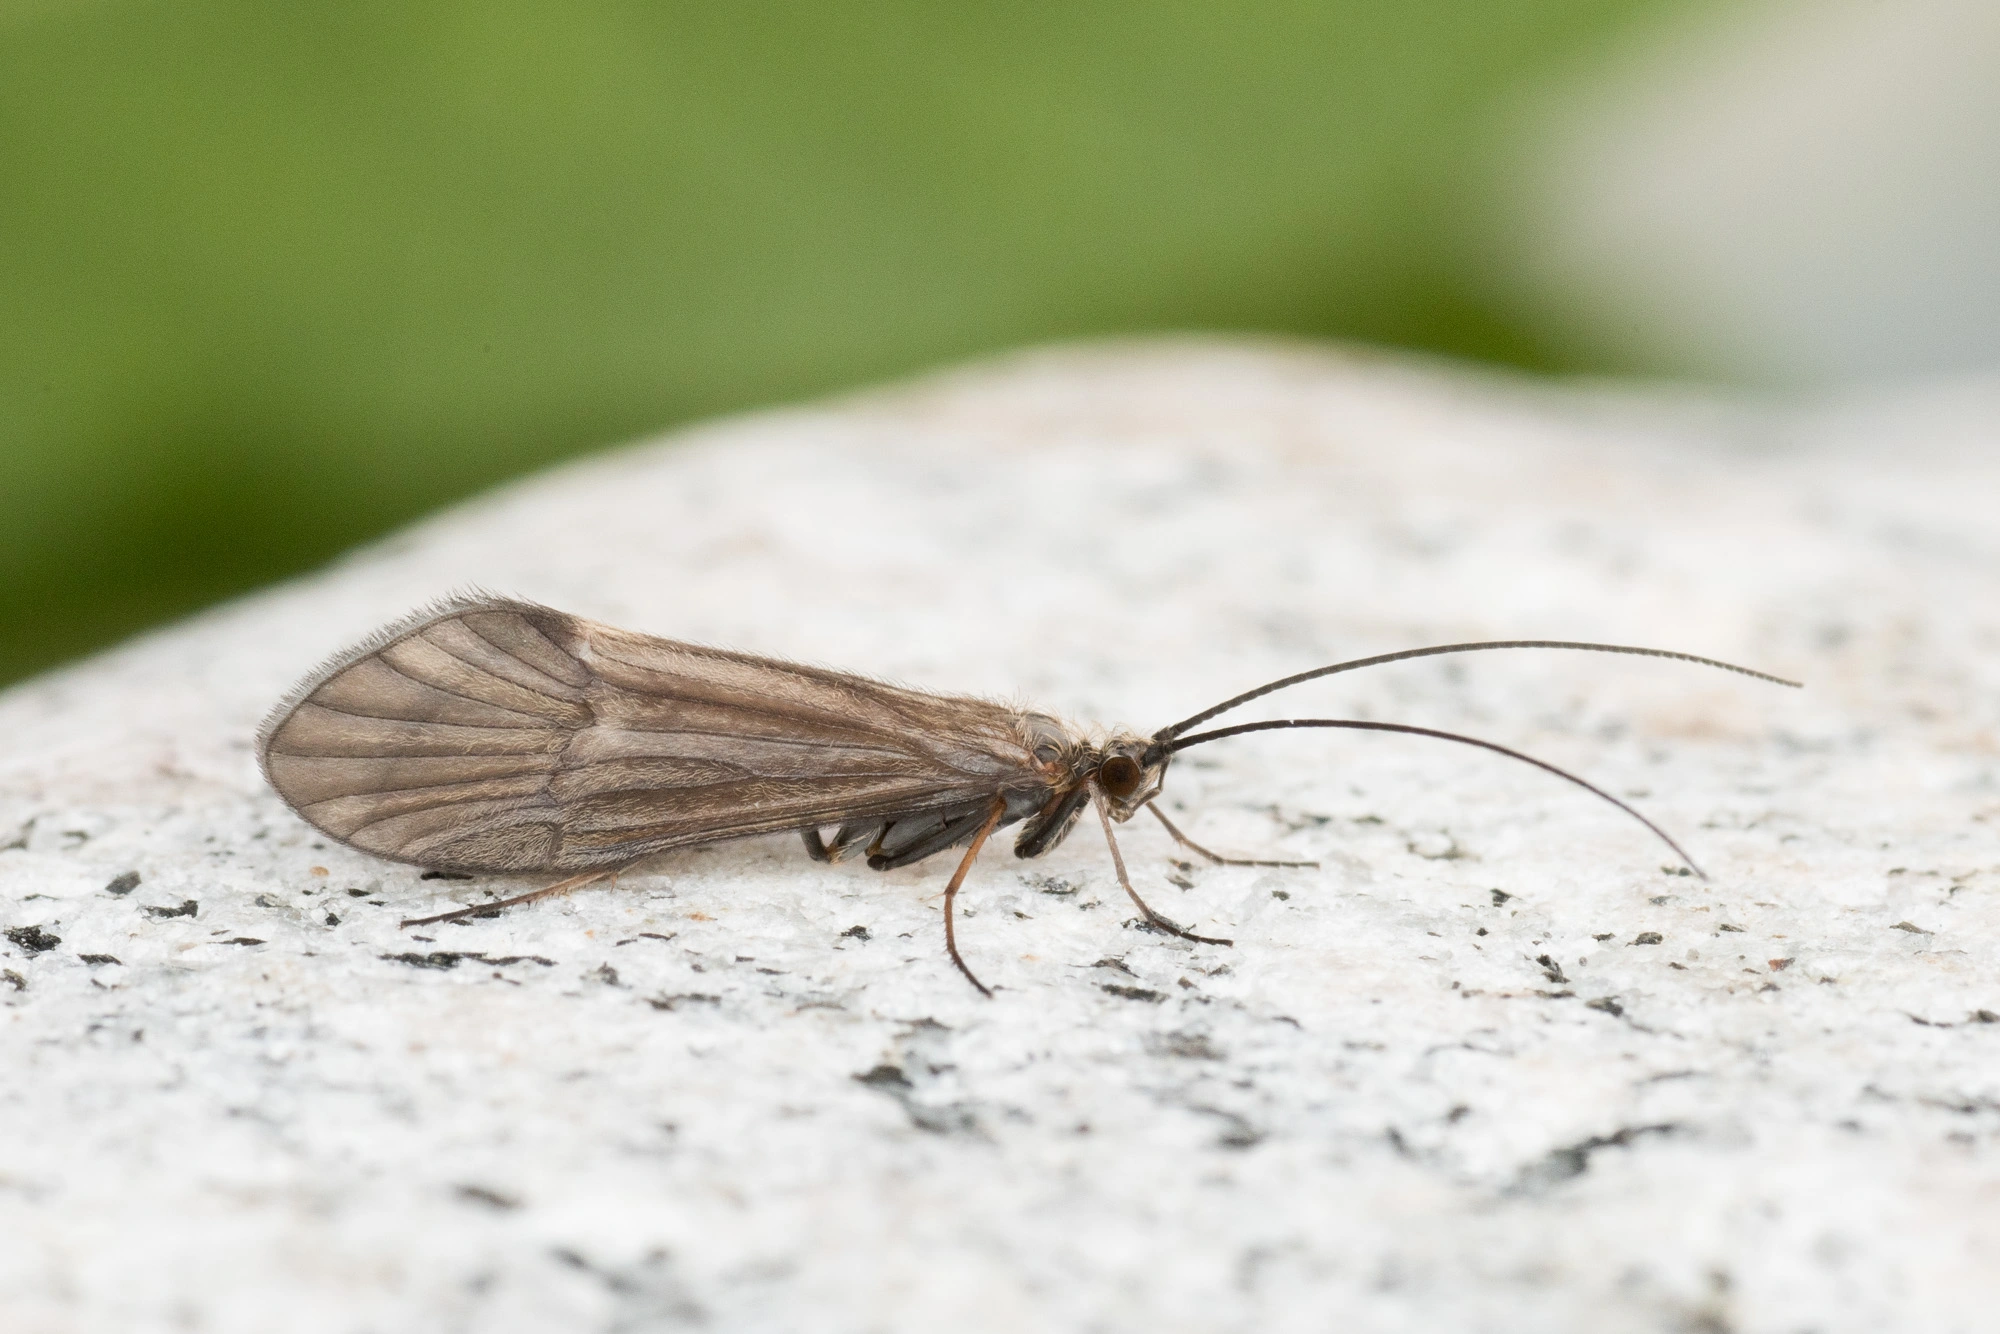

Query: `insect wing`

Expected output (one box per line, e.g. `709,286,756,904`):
258,597,1038,871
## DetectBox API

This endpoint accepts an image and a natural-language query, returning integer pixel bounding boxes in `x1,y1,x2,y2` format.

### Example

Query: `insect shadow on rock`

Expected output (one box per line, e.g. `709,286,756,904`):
258,596,1800,996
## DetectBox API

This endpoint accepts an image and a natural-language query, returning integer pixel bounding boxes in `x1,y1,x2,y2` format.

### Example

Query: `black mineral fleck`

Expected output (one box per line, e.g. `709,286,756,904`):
645,992,719,1010
453,1183,521,1210
382,951,471,970
5,925,60,953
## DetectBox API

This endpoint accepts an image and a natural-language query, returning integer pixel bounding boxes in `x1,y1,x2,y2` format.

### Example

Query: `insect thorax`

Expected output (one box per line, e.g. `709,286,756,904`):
1009,713,1168,851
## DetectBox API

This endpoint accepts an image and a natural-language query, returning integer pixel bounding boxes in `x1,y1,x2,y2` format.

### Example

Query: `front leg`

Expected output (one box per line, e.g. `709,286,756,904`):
1096,789,1233,946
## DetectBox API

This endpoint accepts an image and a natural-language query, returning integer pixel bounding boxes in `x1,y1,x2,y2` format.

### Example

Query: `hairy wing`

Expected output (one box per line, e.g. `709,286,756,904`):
258,596,1042,871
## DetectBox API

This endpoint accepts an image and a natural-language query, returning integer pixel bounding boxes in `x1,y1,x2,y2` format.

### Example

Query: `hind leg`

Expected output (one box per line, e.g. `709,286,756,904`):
400,865,628,928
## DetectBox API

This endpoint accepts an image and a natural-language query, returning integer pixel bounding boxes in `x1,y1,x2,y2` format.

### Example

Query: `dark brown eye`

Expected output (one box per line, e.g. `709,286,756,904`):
1098,755,1143,798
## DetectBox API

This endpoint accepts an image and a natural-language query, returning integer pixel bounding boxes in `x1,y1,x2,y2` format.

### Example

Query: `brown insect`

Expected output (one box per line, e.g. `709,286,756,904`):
258,596,1797,994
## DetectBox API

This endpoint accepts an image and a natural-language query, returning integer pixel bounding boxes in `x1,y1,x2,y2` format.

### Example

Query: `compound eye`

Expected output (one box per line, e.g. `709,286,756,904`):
1098,755,1143,798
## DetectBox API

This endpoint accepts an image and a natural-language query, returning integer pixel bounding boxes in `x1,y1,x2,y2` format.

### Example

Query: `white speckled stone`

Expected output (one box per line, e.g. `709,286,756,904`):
2,342,1997,1333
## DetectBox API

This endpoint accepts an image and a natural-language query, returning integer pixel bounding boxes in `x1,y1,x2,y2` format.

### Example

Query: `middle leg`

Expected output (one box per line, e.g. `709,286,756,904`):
1147,803,1317,868
939,796,1008,997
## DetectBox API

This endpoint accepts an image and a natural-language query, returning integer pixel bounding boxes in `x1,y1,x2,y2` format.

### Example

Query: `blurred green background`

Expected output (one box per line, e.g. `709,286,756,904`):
1,0,1707,687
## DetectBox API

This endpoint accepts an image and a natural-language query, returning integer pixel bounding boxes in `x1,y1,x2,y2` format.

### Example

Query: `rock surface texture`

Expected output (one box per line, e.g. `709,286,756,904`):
3,342,1997,1333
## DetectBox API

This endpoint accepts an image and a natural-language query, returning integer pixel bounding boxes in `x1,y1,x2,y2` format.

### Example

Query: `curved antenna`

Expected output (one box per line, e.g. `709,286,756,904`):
1152,717,1708,878
1151,641,1800,743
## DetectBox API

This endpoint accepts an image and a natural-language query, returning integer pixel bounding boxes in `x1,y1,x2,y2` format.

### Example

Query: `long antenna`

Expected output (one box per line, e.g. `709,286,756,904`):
1152,716,1708,877
1151,640,1800,743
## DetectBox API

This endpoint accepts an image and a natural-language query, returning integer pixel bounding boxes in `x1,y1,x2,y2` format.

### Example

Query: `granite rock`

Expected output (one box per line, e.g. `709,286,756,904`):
3,341,1997,1333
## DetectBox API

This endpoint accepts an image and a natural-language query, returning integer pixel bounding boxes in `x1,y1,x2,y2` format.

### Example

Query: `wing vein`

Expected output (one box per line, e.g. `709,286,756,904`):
460,611,583,679
372,652,559,725
286,699,557,734
592,722,911,755
417,624,588,700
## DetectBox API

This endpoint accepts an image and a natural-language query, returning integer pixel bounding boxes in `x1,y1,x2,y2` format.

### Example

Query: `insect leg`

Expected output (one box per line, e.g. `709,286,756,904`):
1145,803,1317,868
868,802,994,870
808,820,882,863
399,864,628,928
1093,788,1233,946
940,797,1008,998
